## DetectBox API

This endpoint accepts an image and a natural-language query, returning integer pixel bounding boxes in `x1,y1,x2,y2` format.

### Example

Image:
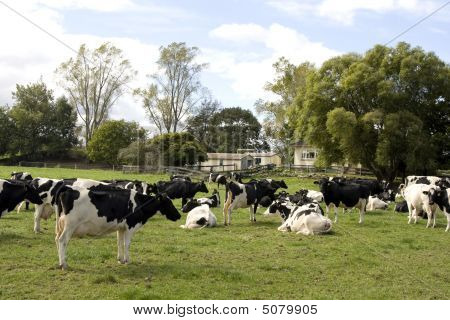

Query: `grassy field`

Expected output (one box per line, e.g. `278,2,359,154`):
0,165,449,300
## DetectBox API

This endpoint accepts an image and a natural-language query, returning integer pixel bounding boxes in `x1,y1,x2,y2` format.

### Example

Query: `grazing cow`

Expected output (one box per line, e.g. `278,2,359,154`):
180,204,217,229
230,172,243,183
366,196,388,211
10,172,33,212
105,180,156,195
208,173,228,189
157,180,209,206
54,185,180,270
394,200,409,213
403,184,441,228
271,201,332,235
170,175,192,182
0,179,43,217
314,178,370,223
223,180,277,225
181,189,220,213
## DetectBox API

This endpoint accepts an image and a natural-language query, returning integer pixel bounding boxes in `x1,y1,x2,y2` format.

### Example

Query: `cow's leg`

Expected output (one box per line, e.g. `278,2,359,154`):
223,191,231,226
431,209,437,228
117,229,125,263
17,201,25,214
25,201,30,211
253,204,257,222
359,199,367,224
34,205,43,233
56,224,74,270
182,198,187,207
123,230,133,264
445,213,450,232
334,204,338,223
414,209,419,224
407,203,413,224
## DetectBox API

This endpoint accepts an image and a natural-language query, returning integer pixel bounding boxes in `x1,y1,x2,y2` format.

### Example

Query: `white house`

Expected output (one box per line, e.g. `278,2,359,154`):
293,141,319,166
200,150,282,171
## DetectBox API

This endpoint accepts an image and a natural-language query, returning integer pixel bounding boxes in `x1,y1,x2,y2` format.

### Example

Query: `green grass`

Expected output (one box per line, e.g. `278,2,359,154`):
0,165,449,300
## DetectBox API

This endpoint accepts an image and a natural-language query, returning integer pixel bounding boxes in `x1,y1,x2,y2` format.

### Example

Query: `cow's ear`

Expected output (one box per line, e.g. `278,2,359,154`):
422,191,429,195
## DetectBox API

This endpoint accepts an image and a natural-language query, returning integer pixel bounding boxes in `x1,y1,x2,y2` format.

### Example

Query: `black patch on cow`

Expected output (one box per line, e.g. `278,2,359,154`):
317,178,370,209
196,217,208,226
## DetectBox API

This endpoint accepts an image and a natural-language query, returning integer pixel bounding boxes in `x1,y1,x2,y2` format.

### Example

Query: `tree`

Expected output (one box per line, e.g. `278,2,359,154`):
146,132,207,167
256,58,315,162
86,120,145,165
57,42,136,144
8,81,78,159
290,42,450,180
0,107,14,156
136,42,207,133
186,98,222,151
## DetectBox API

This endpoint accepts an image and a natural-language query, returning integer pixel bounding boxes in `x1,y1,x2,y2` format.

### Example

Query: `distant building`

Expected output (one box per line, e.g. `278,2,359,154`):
247,152,282,166
292,141,319,166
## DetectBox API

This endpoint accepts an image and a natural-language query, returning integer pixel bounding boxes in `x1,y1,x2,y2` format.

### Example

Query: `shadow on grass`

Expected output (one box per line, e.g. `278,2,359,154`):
0,232,28,242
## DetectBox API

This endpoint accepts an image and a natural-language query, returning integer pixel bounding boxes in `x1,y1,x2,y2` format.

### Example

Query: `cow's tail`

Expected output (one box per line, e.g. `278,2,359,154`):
54,185,72,218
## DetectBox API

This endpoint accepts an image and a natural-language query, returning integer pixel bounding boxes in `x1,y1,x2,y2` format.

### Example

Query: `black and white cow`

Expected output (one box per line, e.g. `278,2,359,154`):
105,180,157,195
54,184,181,270
157,180,209,207
223,180,277,225
314,178,370,223
0,179,43,218
403,183,441,228
181,189,220,213
180,204,217,229
208,173,228,189
405,176,442,187
433,188,450,232
394,200,409,213
10,172,33,211
267,199,332,235
230,172,243,183
366,196,388,211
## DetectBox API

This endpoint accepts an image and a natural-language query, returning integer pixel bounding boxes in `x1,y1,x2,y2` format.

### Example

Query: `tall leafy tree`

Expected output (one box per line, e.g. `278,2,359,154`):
256,58,315,162
136,42,207,133
86,120,145,165
290,42,450,180
0,107,14,156
57,42,136,144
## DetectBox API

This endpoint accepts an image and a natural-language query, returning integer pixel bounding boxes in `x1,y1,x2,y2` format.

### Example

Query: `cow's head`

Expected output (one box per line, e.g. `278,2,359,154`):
422,187,440,205
157,193,181,221
197,181,209,193
25,184,44,205
181,198,199,213
314,178,332,193
268,199,291,221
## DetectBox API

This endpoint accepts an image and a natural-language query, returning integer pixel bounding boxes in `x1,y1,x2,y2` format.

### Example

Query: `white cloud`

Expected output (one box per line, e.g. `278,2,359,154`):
34,0,135,12
206,23,340,102
267,0,440,25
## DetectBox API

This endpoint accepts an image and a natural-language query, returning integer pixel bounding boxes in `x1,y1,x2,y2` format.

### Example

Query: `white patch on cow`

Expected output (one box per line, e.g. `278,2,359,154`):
366,196,388,211
403,184,439,228
278,203,332,235
307,190,323,202
72,178,106,188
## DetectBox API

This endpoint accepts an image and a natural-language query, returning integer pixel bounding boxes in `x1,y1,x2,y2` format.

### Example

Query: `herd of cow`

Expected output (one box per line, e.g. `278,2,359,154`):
0,171,449,270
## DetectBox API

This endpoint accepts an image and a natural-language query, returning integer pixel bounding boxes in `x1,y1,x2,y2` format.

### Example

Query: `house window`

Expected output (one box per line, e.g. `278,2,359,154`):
255,158,261,165
301,150,317,159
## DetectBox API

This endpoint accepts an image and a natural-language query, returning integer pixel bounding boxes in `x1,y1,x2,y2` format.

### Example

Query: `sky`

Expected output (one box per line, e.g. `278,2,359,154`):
0,0,449,128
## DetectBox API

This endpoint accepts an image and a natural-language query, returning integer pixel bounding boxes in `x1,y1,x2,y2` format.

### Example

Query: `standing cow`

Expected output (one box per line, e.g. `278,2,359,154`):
10,172,33,212
0,179,43,217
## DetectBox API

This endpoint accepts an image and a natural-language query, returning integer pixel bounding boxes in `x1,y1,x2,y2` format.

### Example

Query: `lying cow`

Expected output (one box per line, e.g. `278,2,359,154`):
54,185,181,270
268,199,332,235
180,204,217,229
0,179,43,217
170,175,192,182
403,183,440,228
208,173,228,189
394,200,408,213
181,189,220,213
223,180,277,225
157,180,209,207
314,178,370,223
366,196,388,211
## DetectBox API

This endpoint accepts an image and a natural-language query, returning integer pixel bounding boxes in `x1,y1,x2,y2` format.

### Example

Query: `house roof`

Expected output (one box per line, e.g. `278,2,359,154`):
291,140,313,147
248,152,279,157
207,153,254,160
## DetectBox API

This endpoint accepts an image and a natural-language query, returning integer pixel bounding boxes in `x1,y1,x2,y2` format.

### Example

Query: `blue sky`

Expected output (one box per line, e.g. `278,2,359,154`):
0,0,449,129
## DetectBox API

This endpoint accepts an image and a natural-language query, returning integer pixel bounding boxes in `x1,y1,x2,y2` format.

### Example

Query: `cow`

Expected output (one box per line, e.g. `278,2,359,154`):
0,179,43,217
314,178,370,223
366,196,388,211
54,184,180,270
180,204,217,229
156,180,209,207
105,179,157,195
230,172,243,183
394,200,409,213
433,188,450,232
208,173,228,189
10,172,33,212
223,180,277,225
269,200,332,235
403,183,441,228
181,189,220,213
170,175,192,182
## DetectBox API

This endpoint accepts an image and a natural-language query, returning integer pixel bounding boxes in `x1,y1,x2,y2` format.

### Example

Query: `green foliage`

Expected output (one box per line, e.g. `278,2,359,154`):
290,42,450,180
146,132,207,166
0,107,14,155
87,120,144,165
7,81,78,159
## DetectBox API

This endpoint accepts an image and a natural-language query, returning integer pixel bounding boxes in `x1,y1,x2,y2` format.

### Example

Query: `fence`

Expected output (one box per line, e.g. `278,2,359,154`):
18,161,118,170
280,164,373,176
183,164,236,172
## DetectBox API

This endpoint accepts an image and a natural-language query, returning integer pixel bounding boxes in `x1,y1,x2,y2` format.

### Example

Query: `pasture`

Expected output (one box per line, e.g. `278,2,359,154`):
0,166,448,300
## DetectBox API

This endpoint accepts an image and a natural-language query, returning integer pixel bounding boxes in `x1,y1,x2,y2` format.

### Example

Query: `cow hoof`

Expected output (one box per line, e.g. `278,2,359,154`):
60,264,68,271
118,259,128,264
